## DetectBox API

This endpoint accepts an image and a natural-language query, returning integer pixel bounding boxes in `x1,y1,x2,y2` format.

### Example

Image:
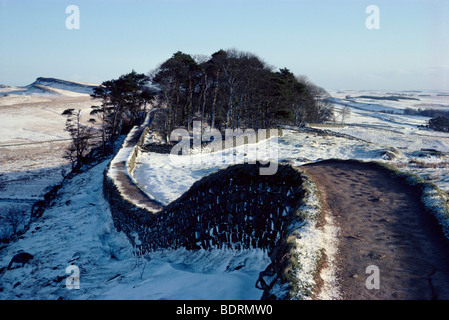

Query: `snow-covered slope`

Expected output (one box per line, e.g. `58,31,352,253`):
0,159,270,300
1,87,448,300
0,77,98,97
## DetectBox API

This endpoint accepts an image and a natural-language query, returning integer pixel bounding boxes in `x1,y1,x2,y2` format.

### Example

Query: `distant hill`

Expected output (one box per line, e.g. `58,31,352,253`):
0,77,99,97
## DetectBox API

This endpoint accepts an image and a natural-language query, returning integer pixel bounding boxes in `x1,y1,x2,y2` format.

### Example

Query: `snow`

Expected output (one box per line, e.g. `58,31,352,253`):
324,125,449,152
285,179,340,300
0,80,271,300
1,84,449,300
322,91,449,194
0,159,270,300
420,185,449,239
0,91,97,230
0,98,95,145
132,130,383,205
314,214,340,300
0,78,97,98
129,89,449,299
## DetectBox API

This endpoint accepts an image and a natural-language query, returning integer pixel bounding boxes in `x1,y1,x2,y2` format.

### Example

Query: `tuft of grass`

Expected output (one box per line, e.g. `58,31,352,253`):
408,158,449,169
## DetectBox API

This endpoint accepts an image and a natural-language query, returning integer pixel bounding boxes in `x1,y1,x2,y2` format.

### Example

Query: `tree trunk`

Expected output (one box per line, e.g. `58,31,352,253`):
187,72,193,132
226,86,233,129
201,74,208,135
210,70,220,131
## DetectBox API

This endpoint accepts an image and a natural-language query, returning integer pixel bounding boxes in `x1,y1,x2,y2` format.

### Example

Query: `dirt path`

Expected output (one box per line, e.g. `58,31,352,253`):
301,160,449,300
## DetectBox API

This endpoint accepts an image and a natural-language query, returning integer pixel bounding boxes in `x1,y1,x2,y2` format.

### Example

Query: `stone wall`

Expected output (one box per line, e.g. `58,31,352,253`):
105,160,305,252
103,119,309,299
104,112,165,214
147,163,304,251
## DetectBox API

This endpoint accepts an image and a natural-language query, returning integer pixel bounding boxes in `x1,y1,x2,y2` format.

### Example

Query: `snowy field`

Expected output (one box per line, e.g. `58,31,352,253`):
0,79,271,300
0,81,95,242
326,90,449,192
0,79,99,194
132,130,383,205
133,90,449,205
0,160,270,299
1,84,449,300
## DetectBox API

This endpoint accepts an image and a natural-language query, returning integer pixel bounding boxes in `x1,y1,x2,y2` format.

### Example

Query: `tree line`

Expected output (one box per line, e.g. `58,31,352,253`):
403,107,449,119
62,48,334,170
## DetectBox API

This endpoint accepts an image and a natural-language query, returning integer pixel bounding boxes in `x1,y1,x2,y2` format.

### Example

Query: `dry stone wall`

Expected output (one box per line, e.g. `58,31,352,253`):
142,163,304,252
103,120,309,299
105,159,305,253
103,116,302,253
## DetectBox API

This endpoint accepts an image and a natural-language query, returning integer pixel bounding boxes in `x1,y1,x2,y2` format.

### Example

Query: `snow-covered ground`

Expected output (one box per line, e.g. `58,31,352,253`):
127,90,449,300
0,80,96,252
0,80,272,300
326,90,449,192
133,91,449,206
1,84,449,300
0,78,99,215
132,131,382,205
0,77,97,98
0,159,270,300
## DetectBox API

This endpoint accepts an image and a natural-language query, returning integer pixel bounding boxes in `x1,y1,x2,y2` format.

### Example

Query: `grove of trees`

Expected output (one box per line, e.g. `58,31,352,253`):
62,70,156,170
69,48,335,167
149,49,334,141
404,107,449,119
90,70,156,151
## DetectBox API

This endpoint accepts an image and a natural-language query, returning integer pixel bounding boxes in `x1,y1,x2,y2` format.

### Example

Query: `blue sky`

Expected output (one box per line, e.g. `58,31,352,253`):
0,0,448,91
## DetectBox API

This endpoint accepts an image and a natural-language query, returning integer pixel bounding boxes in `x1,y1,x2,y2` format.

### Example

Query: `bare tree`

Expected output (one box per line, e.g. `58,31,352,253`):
62,109,96,171
2,207,28,239
339,106,351,124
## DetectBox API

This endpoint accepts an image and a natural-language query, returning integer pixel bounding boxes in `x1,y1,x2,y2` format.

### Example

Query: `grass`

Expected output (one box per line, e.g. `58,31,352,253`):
408,158,449,169
271,167,328,300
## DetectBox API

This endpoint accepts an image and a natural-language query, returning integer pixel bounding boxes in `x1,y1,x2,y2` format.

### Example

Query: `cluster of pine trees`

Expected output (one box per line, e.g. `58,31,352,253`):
64,48,334,170
150,49,334,141
62,70,155,170
90,70,156,151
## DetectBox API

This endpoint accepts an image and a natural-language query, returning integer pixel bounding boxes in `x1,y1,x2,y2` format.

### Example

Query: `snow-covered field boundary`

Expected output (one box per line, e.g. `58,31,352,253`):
105,113,165,214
